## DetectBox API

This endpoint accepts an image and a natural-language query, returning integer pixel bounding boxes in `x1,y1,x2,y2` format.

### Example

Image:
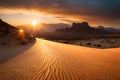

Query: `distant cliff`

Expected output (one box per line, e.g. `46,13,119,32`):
0,19,35,46
55,22,112,35
38,22,120,40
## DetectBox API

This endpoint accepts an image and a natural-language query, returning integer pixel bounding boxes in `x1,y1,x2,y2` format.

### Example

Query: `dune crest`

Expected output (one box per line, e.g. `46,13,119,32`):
0,38,120,79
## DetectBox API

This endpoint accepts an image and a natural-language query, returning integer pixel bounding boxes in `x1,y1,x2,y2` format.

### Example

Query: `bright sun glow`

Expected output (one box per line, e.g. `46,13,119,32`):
32,21,38,26
19,29,23,33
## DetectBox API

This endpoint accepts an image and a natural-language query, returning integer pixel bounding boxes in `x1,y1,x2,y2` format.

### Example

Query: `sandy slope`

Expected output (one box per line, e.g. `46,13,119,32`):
0,38,120,80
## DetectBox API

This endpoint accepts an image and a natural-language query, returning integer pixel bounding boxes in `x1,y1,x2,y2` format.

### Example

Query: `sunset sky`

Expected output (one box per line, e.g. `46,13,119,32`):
0,0,120,28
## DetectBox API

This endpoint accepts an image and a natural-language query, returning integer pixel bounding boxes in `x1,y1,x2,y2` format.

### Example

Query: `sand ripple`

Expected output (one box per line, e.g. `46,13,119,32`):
0,39,120,80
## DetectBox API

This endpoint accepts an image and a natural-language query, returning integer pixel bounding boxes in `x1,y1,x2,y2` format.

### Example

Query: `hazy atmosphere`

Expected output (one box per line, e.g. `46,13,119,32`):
0,0,120,28
0,0,120,80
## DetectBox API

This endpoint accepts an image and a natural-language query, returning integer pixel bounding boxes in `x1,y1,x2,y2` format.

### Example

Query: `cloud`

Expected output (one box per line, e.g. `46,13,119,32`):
0,0,120,27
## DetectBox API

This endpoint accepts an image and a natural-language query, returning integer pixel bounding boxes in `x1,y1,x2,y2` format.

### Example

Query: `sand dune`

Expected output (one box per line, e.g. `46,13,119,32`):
0,38,120,80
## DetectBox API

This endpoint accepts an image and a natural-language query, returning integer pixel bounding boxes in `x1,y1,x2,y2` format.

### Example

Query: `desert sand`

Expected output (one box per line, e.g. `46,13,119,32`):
54,38,120,49
0,38,120,80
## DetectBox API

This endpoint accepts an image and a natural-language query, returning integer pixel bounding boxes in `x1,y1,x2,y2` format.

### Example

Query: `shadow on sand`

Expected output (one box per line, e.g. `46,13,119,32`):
0,40,36,64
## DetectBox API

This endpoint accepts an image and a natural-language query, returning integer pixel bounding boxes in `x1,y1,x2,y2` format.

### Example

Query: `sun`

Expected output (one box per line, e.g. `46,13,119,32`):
32,21,38,26
19,29,24,33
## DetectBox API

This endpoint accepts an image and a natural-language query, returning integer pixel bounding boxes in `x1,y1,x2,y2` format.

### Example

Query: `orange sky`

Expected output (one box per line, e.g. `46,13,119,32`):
0,0,120,28
0,8,115,27
0,9,69,26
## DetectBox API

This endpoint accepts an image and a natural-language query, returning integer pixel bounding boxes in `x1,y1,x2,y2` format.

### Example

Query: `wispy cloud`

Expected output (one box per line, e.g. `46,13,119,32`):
0,0,120,27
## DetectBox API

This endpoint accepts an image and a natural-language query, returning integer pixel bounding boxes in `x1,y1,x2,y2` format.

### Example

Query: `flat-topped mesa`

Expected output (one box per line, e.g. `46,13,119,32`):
71,22,91,31
55,22,112,37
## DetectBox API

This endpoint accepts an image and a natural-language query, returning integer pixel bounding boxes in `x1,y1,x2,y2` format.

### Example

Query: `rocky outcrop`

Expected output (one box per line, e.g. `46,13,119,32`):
0,19,35,46
56,22,109,35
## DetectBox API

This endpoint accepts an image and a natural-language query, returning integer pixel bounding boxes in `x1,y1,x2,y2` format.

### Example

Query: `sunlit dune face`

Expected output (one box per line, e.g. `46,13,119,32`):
32,21,38,26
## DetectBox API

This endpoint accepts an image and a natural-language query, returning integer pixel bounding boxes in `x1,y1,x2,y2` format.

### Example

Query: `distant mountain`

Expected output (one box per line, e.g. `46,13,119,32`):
96,26,120,33
0,19,35,45
37,22,120,40
55,22,111,35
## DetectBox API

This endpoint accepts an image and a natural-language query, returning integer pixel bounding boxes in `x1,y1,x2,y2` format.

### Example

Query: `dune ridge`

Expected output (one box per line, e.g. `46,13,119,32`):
0,38,120,80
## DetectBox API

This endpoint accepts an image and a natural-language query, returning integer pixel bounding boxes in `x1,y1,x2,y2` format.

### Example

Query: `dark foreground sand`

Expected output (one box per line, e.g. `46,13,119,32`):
0,38,120,80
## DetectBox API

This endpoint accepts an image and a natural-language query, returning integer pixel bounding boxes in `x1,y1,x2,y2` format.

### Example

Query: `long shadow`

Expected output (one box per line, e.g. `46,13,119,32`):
0,40,36,64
